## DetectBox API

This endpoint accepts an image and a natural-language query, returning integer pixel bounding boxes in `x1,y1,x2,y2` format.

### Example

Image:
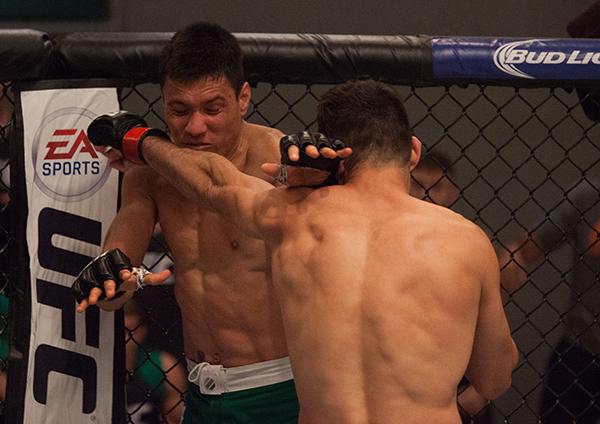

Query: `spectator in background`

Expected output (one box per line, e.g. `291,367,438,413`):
499,4,600,422
410,152,459,208
501,179,600,423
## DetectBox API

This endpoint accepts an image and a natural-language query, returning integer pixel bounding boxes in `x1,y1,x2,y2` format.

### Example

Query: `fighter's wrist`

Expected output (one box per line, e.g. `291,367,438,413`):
122,127,169,165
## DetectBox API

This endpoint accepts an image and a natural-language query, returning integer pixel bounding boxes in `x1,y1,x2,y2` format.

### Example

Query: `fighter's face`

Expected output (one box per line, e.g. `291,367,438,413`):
162,76,250,158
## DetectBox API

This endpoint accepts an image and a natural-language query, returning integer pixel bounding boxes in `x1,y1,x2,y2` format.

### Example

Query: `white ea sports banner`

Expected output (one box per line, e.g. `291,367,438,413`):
20,87,122,423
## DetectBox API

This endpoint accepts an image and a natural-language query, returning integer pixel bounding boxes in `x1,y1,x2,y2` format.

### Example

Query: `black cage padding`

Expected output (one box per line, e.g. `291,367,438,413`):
0,30,54,82
2,31,599,88
55,32,432,85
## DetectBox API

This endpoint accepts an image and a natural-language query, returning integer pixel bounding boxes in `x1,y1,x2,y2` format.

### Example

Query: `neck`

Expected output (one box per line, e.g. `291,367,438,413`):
345,165,411,193
224,120,250,169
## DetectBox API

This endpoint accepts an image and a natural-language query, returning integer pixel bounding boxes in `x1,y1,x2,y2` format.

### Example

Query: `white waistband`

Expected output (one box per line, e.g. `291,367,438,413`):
186,357,294,395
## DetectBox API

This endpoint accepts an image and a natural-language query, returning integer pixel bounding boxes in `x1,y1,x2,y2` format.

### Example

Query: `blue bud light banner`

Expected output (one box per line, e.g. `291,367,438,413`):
432,37,600,80
19,86,122,423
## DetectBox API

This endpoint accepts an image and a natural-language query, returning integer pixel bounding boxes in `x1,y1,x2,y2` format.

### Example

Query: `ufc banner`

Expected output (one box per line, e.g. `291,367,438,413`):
9,81,126,423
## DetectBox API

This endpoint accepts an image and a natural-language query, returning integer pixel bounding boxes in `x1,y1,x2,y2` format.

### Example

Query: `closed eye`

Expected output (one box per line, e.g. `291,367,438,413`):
205,103,224,115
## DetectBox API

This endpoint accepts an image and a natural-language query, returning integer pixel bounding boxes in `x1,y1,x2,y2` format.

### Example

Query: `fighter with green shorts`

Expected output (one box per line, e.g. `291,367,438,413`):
183,357,299,424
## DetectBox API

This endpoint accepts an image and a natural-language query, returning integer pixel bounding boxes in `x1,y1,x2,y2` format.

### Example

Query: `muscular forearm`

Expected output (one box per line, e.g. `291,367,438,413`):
141,136,270,238
142,136,235,210
103,226,150,267
84,169,157,312
102,194,155,266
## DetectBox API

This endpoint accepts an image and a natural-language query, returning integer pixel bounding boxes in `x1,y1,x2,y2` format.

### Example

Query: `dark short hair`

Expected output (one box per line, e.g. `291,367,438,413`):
159,21,244,94
317,79,412,172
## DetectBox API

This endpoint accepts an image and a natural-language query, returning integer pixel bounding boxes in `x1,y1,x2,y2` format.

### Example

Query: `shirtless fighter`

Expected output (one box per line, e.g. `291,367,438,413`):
84,79,518,423
72,22,300,423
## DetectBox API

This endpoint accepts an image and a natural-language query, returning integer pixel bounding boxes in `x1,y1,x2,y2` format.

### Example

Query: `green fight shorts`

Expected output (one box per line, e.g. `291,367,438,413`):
182,379,299,423
182,356,299,423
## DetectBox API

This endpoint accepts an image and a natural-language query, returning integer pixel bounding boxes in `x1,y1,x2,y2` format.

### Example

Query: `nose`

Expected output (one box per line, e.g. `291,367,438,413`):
185,111,208,137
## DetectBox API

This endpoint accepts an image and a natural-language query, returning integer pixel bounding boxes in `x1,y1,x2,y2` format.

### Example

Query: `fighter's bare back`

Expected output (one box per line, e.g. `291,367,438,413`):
264,175,509,424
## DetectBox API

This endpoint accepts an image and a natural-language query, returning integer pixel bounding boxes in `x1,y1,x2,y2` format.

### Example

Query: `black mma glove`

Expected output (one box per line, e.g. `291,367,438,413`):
87,111,169,164
72,248,133,303
279,131,346,187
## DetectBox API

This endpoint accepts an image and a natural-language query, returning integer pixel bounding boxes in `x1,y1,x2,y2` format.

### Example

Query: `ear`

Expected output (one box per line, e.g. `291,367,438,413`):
338,161,346,184
238,82,251,116
409,136,422,171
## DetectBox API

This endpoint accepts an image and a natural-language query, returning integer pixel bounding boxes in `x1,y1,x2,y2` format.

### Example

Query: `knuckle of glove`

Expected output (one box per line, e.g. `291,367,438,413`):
87,115,117,148
115,112,147,139
87,111,147,150
316,133,331,150
72,267,100,303
293,131,341,172
279,134,300,164
71,248,133,303
300,131,317,150
315,132,345,151
106,248,133,275
332,139,345,150
92,256,117,284
279,132,343,188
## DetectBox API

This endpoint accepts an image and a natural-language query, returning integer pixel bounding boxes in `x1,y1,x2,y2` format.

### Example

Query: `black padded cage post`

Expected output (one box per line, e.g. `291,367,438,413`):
0,30,599,423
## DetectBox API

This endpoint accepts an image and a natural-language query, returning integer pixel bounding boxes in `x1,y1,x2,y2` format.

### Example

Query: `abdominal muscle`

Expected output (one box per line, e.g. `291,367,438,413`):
153,183,289,368
173,266,289,367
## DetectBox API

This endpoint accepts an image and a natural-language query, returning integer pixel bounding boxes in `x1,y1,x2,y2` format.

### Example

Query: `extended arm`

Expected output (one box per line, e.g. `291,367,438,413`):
142,137,273,238
75,168,171,312
84,112,333,239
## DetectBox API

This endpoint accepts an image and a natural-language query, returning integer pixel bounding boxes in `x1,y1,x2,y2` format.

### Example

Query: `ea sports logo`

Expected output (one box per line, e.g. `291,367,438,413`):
32,107,112,202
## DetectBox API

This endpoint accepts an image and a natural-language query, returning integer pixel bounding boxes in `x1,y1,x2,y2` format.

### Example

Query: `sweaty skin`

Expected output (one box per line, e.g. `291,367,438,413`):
81,76,289,367
268,182,502,423
140,139,518,424
116,131,286,365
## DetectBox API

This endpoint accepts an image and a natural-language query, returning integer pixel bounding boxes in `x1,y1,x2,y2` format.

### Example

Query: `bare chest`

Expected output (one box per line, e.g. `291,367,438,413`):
150,183,267,274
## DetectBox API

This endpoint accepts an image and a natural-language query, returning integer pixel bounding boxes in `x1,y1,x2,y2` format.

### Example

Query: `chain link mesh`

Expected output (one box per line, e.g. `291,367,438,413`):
1,79,599,423
119,81,600,423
